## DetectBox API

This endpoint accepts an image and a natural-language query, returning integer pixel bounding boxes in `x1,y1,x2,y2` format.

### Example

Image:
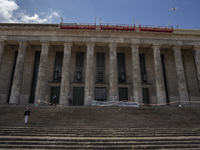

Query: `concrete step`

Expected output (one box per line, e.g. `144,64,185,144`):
0,127,200,137
1,106,200,149
1,144,200,149
1,105,200,128
1,138,200,145
1,127,200,149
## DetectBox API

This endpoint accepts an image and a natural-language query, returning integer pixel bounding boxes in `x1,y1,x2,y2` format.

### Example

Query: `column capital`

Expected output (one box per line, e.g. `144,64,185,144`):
152,44,161,49
86,42,95,47
40,41,50,46
63,42,72,47
194,46,200,51
173,45,182,50
0,40,5,45
130,44,139,49
108,43,117,48
18,41,28,46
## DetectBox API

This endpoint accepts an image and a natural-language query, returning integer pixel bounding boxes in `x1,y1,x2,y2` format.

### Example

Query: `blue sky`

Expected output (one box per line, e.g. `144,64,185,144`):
0,0,199,29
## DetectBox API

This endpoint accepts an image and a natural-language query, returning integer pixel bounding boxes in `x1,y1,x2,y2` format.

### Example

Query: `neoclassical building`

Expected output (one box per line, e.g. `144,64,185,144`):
0,23,200,106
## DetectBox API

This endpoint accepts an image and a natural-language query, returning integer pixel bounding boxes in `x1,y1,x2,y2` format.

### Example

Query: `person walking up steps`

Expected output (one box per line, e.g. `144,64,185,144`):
24,108,30,125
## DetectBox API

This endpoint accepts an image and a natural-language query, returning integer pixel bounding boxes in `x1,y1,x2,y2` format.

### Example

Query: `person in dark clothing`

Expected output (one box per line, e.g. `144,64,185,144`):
24,108,30,125
50,94,57,106
69,98,72,106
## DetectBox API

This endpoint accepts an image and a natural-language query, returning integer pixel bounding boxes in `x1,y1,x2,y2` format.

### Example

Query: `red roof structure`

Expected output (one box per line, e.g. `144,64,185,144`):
139,25,173,33
100,23,135,31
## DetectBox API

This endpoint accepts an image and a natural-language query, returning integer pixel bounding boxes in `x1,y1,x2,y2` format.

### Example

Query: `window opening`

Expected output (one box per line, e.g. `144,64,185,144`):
53,51,63,82
75,52,84,82
117,53,126,83
7,51,18,103
96,52,105,83
139,54,147,84
30,51,41,103
161,54,169,104
95,87,106,101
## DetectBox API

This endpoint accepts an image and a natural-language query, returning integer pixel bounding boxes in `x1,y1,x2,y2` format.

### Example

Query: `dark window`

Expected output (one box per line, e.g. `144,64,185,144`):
95,87,106,101
30,51,41,103
161,54,169,104
142,88,150,105
73,87,84,105
117,53,126,83
53,52,63,82
119,87,128,101
7,51,18,103
75,52,84,82
96,52,105,83
139,54,147,83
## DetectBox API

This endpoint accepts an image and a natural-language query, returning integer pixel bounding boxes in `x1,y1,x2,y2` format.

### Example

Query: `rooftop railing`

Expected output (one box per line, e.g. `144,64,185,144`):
100,23,135,31
139,25,173,33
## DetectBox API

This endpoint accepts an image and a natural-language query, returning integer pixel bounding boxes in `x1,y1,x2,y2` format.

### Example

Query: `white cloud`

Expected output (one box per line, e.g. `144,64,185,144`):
0,0,59,23
19,14,48,23
0,0,19,23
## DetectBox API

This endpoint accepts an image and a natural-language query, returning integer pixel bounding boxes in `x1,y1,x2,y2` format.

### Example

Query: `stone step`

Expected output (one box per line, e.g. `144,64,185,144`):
1,106,200,129
1,127,200,133
1,139,200,145
1,131,200,136
1,128,200,138
0,149,199,150
1,144,200,149
0,134,199,137
1,136,200,142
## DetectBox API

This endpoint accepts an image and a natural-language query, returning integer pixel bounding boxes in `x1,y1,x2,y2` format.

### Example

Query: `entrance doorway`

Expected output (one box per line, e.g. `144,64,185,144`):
119,88,128,101
51,87,60,104
73,87,84,106
142,88,150,105
95,87,106,101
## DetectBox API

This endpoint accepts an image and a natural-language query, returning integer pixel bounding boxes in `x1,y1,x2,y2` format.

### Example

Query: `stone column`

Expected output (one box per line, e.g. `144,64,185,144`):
0,41,5,72
109,43,118,101
194,46,200,89
60,42,72,106
152,44,166,104
34,42,50,103
173,46,189,105
84,43,95,105
9,41,27,104
131,44,142,103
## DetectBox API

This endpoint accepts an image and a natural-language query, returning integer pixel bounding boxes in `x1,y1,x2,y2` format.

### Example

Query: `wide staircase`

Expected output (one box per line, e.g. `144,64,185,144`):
0,105,200,149
1,127,200,149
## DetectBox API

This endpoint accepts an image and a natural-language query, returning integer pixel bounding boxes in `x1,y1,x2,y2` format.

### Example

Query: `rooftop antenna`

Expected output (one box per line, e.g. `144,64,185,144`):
132,19,134,26
61,17,63,23
136,19,139,27
167,21,171,28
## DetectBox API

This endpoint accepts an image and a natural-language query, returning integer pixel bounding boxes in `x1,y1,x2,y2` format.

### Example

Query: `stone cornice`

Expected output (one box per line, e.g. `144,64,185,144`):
0,23,59,30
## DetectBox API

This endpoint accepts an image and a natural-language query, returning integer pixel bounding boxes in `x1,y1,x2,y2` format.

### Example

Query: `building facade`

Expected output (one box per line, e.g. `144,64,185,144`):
0,23,200,106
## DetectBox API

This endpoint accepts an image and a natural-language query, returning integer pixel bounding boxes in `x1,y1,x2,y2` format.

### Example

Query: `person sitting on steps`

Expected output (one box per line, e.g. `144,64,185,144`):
50,94,57,106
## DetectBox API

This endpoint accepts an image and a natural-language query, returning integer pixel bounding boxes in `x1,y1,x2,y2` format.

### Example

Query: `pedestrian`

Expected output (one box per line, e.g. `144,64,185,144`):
69,98,72,106
24,108,30,125
50,94,57,106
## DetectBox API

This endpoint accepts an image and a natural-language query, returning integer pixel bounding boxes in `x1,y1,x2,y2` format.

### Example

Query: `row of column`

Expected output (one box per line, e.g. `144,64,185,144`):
0,40,200,105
